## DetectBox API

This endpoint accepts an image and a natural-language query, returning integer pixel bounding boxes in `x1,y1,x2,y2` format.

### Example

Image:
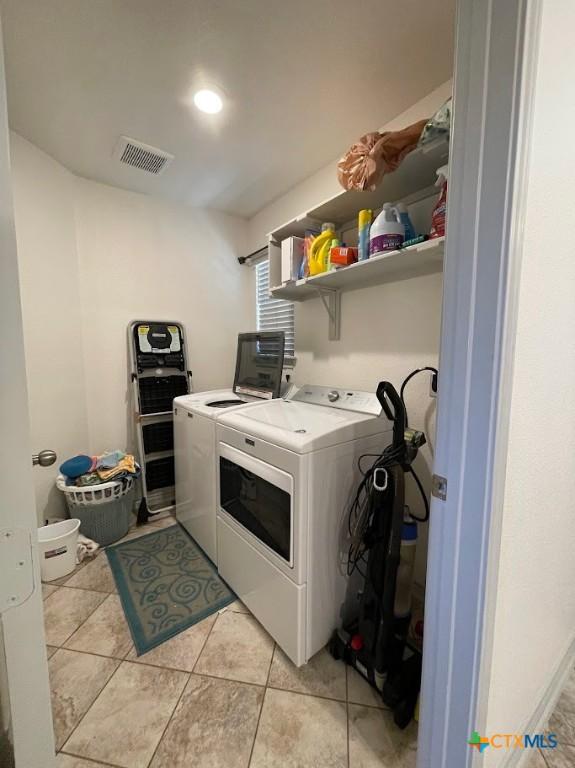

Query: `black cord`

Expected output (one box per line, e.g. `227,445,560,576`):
345,367,437,574
407,466,430,522
399,366,438,428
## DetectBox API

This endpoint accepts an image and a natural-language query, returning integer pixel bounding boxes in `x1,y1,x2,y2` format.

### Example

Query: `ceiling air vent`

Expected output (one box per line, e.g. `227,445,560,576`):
113,136,174,175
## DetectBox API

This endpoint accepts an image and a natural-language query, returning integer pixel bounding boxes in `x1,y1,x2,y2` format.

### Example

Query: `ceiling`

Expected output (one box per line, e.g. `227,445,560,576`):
0,0,455,218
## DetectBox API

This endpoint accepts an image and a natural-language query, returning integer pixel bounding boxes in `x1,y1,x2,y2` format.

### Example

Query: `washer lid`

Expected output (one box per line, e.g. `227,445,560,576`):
217,398,392,453
173,389,267,419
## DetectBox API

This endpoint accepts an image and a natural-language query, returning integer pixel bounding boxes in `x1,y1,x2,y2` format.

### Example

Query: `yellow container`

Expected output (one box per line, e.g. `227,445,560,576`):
308,225,335,275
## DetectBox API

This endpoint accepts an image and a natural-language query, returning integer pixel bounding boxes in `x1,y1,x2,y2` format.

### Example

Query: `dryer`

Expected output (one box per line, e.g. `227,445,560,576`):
174,332,285,563
215,384,393,666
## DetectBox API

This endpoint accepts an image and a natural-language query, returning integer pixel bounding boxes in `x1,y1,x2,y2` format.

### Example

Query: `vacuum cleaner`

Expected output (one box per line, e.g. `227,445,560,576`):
329,376,432,729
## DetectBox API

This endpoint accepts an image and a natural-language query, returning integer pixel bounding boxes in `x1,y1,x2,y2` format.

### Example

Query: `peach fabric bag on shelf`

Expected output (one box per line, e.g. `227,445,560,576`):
337,118,428,192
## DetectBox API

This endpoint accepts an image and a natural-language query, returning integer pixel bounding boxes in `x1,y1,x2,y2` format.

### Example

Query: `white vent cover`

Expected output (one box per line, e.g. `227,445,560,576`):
113,136,174,175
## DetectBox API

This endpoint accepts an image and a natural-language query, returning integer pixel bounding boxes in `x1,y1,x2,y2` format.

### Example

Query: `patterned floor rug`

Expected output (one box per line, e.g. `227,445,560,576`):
106,523,235,655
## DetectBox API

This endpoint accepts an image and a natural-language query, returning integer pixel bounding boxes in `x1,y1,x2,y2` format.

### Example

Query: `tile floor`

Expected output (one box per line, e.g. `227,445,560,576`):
43,514,417,767
42,514,574,768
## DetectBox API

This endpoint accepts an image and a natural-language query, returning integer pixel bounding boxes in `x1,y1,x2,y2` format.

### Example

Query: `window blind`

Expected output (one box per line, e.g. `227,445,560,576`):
255,259,295,360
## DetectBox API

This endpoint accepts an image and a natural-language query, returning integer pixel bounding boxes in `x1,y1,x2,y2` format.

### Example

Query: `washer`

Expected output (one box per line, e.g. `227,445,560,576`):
174,332,286,563
216,384,393,666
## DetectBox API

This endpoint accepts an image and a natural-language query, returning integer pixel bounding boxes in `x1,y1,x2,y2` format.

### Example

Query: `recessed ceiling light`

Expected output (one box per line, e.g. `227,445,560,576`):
193,89,223,114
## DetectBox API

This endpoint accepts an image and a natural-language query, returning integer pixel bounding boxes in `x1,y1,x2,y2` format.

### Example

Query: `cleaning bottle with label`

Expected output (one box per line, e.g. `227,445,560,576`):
358,209,372,261
395,203,417,241
429,165,448,239
327,238,341,271
369,204,405,257
308,222,336,275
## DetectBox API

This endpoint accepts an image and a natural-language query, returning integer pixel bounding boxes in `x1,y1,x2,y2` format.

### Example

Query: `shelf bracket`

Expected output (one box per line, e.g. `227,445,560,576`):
314,287,341,341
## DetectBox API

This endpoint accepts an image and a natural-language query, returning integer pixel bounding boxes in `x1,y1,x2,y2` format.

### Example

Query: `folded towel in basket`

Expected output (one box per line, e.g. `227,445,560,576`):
97,454,137,482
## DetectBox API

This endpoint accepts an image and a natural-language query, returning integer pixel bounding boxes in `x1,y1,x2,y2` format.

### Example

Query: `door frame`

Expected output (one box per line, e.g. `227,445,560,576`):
418,0,541,766
0,22,56,768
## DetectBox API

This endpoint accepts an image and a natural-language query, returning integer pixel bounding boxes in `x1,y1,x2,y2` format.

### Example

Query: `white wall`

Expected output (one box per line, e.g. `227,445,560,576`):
484,3,575,758
74,177,252,453
247,81,451,585
10,135,252,522
10,133,89,523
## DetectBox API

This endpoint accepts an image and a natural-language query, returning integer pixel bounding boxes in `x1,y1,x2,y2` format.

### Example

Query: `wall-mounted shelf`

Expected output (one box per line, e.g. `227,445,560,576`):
265,135,449,341
272,237,445,300
267,138,449,245
270,237,444,340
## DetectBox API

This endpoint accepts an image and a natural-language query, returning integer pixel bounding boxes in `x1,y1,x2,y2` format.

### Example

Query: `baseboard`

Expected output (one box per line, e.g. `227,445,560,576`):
503,633,575,768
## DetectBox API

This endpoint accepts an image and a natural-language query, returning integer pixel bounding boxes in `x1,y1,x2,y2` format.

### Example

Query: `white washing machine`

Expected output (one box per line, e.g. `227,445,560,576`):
174,332,286,564
216,384,393,666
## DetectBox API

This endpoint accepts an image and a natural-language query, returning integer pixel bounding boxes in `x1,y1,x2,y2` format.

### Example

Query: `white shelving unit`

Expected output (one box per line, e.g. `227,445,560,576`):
271,237,445,300
266,137,449,340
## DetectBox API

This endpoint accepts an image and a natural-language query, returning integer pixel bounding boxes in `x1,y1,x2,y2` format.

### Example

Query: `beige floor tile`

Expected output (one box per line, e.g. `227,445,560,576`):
48,648,119,750
195,611,274,685
64,660,188,768
225,599,250,614
42,583,59,600
43,587,107,646
46,645,58,659
63,553,117,593
64,594,133,658
555,667,575,714
150,674,264,768
523,749,549,768
120,522,163,542
268,646,346,701
57,754,111,767
148,514,177,529
347,667,385,709
549,707,575,746
46,560,88,586
250,688,348,768
127,614,216,672
348,704,418,768
544,743,575,767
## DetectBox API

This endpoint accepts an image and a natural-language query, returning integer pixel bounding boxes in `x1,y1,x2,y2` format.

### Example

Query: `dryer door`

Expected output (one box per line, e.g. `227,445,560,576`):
219,442,294,568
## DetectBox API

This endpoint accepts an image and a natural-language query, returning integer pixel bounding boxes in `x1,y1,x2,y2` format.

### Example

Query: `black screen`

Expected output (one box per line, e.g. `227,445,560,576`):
233,332,285,398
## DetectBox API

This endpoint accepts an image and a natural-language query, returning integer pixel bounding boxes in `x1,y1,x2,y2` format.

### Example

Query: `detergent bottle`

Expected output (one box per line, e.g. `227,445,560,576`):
308,222,336,276
395,202,417,241
358,209,372,261
369,204,405,257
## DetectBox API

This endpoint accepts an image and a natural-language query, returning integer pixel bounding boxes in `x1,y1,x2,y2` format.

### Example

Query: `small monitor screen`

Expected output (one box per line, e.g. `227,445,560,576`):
233,332,285,399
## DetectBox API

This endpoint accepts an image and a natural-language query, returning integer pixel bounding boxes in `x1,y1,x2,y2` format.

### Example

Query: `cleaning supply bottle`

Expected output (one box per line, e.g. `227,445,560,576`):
358,209,372,261
429,165,448,239
394,515,417,619
369,204,405,257
308,222,335,275
395,202,417,241
327,238,341,271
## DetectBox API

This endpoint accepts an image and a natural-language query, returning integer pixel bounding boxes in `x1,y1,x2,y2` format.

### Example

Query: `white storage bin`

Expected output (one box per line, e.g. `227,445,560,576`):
38,518,80,582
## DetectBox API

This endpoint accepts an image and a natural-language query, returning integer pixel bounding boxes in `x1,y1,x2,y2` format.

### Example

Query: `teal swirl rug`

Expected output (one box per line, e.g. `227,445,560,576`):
106,523,235,655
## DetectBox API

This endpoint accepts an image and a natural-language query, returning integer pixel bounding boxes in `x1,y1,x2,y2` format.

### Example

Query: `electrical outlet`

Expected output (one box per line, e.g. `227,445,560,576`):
429,371,438,398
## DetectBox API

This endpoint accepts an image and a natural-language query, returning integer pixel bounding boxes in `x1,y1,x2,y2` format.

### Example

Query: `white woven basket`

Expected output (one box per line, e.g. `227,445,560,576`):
56,475,133,506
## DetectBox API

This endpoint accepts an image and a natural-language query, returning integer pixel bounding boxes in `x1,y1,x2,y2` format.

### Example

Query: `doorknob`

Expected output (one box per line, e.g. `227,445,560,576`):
32,450,57,467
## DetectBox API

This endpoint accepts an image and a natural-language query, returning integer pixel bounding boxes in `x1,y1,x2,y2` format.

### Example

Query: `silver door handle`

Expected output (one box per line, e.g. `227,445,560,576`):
32,450,57,467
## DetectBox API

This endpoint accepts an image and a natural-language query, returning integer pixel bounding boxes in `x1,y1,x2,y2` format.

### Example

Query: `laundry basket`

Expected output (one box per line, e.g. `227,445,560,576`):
57,476,135,546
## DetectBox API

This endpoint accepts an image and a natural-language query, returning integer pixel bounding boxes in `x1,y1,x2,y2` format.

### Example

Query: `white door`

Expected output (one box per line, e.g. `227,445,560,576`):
0,24,56,768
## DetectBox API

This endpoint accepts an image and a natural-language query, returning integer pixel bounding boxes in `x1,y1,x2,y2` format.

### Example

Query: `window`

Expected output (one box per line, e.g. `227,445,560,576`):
255,259,295,361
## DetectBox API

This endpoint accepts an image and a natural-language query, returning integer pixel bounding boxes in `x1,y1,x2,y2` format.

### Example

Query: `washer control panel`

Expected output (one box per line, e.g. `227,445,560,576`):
289,385,382,416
